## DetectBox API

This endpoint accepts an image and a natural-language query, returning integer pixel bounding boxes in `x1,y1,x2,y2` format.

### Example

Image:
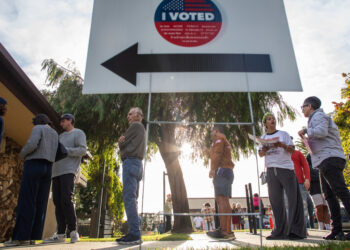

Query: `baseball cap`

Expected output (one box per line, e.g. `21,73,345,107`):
60,113,75,122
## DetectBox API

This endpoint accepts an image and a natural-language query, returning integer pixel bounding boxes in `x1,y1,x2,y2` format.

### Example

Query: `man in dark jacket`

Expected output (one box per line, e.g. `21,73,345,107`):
116,107,145,245
299,96,348,240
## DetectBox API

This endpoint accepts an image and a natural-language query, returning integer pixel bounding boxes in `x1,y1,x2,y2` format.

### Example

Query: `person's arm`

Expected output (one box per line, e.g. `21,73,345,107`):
66,130,87,157
118,123,144,153
258,145,269,157
275,132,294,153
19,126,42,158
209,138,224,172
306,115,329,138
300,152,311,190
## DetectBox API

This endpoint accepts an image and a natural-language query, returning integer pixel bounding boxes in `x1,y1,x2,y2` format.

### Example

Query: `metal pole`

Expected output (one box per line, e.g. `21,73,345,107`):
96,160,106,238
245,184,252,233
245,54,263,248
139,72,153,249
163,171,166,228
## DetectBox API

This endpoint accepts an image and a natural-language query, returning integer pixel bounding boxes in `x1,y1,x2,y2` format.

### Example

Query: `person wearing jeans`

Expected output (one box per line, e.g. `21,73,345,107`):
291,149,311,232
44,113,86,244
116,107,146,245
122,158,143,236
5,114,58,247
299,96,349,240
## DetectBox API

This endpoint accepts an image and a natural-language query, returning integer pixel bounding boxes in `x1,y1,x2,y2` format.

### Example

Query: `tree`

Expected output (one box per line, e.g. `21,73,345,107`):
332,72,350,185
42,59,296,233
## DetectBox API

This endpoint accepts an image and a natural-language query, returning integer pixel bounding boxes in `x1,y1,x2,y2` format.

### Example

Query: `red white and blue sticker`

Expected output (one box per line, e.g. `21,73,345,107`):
154,0,222,47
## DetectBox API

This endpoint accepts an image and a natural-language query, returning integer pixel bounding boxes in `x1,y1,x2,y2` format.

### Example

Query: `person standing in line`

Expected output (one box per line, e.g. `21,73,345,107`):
164,194,173,232
201,203,215,232
253,193,265,229
193,216,204,231
115,107,145,245
236,203,245,230
44,114,86,244
5,114,58,247
231,202,240,230
259,112,306,240
0,97,7,147
298,96,349,240
306,154,331,230
291,147,311,232
204,125,235,239
306,192,315,229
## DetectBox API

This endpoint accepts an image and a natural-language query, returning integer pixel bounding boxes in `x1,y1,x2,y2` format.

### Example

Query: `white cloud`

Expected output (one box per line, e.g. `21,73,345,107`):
0,0,93,88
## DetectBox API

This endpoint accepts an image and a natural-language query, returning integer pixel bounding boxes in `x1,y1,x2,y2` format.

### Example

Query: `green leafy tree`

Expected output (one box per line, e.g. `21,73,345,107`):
332,72,350,185
41,59,296,233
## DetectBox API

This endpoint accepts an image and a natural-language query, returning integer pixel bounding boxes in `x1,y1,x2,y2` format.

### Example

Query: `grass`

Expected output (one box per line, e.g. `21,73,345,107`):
32,231,350,249
76,233,192,242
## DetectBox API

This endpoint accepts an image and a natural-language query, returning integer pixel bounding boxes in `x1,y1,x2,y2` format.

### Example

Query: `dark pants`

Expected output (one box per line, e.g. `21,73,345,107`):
12,159,52,240
267,167,306,238
319,157,350,232
52,174,77,234
214,201,220,229
306,194,315,228
165,215,171,232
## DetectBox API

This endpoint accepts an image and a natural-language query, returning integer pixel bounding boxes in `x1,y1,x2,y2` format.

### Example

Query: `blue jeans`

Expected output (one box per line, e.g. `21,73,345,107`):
12,159,52,240
122,158,143,236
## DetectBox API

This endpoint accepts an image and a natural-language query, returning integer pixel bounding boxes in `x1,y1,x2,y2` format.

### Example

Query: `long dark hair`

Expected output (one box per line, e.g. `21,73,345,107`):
32,114,52,126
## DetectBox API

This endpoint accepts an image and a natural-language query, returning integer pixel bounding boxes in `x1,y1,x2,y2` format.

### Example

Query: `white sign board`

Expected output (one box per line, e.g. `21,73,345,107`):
83,0,302,94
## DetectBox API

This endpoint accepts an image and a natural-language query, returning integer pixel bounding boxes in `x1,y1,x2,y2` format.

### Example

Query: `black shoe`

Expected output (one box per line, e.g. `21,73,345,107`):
115,235,127,242
118,234,142,245
288,233,305,240
345,232,350,241
207,230,225,238
266,234,284,240
323,231,345,241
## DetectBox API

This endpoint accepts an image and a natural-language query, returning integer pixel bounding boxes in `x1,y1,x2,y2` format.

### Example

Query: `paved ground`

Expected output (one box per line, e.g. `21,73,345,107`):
0,230,340,249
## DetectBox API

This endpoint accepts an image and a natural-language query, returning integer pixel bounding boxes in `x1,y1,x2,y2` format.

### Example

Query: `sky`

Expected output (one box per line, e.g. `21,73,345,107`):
0,0,349,213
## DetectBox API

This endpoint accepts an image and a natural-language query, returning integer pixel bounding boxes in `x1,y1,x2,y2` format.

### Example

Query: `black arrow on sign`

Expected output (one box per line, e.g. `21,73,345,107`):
101,43,272,86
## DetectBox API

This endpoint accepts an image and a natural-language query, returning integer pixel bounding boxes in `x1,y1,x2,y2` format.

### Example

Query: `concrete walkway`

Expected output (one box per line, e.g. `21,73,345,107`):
0,230,339,249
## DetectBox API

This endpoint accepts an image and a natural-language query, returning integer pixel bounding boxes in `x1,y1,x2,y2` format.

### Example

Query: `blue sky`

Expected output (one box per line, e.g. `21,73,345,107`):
1,0,349,212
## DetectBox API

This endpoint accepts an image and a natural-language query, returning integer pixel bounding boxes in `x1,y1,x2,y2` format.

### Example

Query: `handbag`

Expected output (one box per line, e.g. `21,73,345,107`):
55,142,68,162
260,171,268,185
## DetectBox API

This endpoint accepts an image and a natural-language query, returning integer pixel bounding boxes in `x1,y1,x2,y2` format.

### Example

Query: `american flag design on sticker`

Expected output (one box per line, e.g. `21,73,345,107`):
154,0,222,47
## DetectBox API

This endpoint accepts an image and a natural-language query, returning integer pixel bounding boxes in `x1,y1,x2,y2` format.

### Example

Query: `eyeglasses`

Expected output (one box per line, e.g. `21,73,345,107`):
301,104,309,109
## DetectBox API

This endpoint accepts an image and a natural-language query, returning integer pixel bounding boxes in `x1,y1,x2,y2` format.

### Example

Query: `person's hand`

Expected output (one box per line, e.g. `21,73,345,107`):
304,179,310,190
274,141,283,148
209,169,215,178
298,129,306,138
118,136,125,143
259,146,269,157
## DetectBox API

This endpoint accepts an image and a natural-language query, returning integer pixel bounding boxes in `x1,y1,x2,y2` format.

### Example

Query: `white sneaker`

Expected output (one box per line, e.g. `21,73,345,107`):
70,230,80,243
4,240,29,247
43,233,66,243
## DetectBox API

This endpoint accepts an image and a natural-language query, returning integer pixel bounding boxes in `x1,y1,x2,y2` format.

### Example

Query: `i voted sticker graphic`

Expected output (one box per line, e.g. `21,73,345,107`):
154,0,222,47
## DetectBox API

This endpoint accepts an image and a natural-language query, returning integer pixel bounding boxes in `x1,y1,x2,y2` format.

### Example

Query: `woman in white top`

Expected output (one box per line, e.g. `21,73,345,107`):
258,112,306,240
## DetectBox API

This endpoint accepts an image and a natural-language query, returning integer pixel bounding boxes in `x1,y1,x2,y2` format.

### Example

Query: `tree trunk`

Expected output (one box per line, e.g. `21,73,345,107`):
158,125,193,233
